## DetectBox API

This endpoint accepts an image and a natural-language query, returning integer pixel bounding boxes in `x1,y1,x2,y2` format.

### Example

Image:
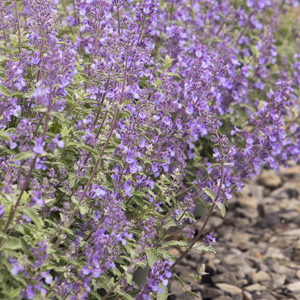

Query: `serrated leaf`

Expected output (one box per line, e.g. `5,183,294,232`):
145,248,158,267
162,240,188,248
0,237,21,251
162,217,178,228
21,207,43,229
1,1,12,8
88,290,102,300
0,84,13,97
13,152,35,161
154,77,162,87
202,187,215,201
185,290,201,299
163,55,175,69
174,274,184,287
0,231,7,238
209,163,221,168
157,248,175,262
116,290,135,300
157,284,168,300
216,202,226,217
193,243,215,253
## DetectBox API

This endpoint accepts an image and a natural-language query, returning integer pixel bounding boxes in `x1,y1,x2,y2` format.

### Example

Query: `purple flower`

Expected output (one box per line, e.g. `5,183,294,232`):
203,232,216,247
33,138,44,154
24,285,35,299
22,214,31,222
0,205,5,218
30,192,43,206
31,52,39,65
185,103,193,114
124,180,132,196
225,188,232,199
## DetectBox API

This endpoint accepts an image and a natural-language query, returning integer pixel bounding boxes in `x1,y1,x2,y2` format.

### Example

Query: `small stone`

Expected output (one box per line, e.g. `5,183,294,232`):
237,279,248,288
282,228,300,236
245,283,267,292
212,273,238,286
270,273,286,289
279,165,300,175
243,290,253,300
270,186,299,199
215,283,242,296
223,255,247,266
257,172,281,188
200,286,224,299
251,271,271,283
208,216,223,228
292,249,300,261
236,207,259,219
265,247,286,259
214,296,232,300
286,281,300,293
232,233,252,244
167,248,180,257
238,196,258,209
257,292,277,300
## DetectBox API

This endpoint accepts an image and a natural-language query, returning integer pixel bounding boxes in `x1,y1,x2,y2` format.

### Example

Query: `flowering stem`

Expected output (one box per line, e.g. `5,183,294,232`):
1,10,6,44
2,154,38,234
2,89,52,238
235,11,254,47
170,133,225,271
94,79,110,126
63,53,129,233
13,0,21,54
117,7,121,35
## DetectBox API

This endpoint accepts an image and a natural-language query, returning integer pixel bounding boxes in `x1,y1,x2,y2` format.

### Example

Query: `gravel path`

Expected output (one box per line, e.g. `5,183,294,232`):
168,164,300,300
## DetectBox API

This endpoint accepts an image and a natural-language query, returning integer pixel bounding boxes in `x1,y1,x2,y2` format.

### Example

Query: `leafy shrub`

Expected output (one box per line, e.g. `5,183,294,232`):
0,0,299,299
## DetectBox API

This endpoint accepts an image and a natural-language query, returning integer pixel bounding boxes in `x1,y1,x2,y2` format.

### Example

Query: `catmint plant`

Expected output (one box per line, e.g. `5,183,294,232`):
0,0,299,299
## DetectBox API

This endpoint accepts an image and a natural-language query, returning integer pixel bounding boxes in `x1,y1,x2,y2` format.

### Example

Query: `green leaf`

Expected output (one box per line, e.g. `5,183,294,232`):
163,55,175,69
162,217,178,228
154,77,162,87
0,237,21,251
116,290,135,300
166,72,181,78
145,248,158,267
21,207,43,228
79,204,89,215
174,274,184,287
0,132,11,143
0,231,7,239
157,248,175,262
193,243,215,253
88,290,102,300
202,187,215,201
0,84,13,97
224,163,234,167
157,284,168,300
216,202,226,217
185,290,201,299
68,173,76,188
209,163,221,168
162,240,188,248
1,1,12,8
13,152,35,161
